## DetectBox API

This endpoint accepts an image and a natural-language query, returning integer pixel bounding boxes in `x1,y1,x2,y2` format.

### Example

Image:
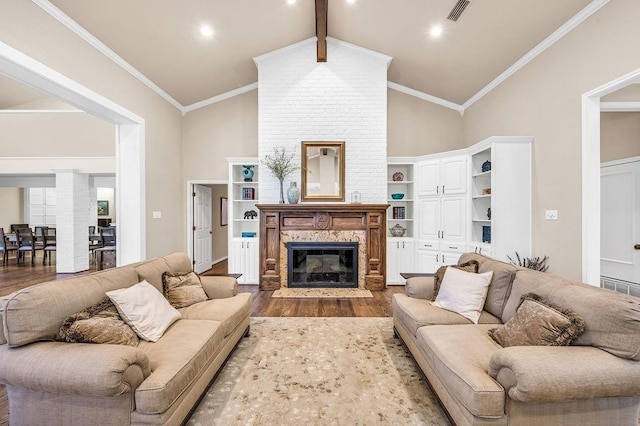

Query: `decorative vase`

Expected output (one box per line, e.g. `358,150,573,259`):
287,182,300,204
242,165,254,182
481,160,492,173
278,179,285,204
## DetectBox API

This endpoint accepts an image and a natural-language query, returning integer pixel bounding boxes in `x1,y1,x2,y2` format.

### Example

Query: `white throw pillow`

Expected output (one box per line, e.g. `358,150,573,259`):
432,267,493,324
106,280,181,342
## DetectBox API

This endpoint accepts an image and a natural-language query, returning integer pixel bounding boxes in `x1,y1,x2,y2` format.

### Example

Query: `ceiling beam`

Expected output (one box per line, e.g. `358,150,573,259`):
315,0,328,62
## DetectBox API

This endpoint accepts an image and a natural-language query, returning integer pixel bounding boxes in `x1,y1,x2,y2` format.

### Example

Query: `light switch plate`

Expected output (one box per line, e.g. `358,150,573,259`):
152,211,161,219
545,210,558,220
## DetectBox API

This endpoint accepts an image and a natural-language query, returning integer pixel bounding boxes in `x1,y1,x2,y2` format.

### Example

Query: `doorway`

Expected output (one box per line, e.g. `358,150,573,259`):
187,181,228,273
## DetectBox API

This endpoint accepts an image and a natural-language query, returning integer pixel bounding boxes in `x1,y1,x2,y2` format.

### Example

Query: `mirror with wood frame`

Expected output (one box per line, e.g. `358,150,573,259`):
301,141,345,202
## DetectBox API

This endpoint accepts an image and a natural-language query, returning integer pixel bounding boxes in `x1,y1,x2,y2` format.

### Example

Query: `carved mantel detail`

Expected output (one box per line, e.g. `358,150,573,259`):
256,204,388,291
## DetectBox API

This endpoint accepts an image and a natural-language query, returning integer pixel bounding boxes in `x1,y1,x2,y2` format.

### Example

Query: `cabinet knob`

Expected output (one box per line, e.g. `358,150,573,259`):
635,244,640,250
449,246,458,250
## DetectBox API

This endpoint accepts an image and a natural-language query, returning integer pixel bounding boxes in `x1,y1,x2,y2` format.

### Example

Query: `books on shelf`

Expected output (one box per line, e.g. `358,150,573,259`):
392,206,406,220
241,187,255,200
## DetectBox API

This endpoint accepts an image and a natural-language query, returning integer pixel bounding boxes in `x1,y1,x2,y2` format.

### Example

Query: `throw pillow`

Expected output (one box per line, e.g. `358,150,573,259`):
432,260,480,300
432,267,493,324
162,271,208,309
106,280,181,342
59,298,139,346
489,293,586,347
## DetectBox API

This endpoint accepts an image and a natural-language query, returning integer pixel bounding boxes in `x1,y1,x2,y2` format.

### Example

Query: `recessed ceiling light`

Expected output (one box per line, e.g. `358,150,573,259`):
429,25,443,38
199,25,214,38
346,0,357,4
287,0,296,4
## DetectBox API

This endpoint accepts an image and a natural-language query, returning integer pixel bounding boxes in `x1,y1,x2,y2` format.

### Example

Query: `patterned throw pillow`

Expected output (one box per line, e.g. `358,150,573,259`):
59,298,139,346
489,293,585,347
432,259,480,300
162,271,208,309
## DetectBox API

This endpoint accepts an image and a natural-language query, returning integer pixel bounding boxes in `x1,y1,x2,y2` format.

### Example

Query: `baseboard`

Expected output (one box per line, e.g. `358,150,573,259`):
212,256,228,265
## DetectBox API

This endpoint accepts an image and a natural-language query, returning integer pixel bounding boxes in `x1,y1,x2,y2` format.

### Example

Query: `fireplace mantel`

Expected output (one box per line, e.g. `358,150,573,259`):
256,204,388,291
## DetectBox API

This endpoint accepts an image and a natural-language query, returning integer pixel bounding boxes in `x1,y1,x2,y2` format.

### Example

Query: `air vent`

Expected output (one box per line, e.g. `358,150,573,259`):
447,0,472,22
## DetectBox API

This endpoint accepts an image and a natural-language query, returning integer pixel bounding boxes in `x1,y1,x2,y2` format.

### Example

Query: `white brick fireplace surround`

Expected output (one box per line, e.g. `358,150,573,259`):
254,37,391,203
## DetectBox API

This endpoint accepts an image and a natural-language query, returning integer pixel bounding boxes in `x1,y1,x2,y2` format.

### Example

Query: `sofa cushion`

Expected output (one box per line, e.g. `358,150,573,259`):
135,319,224,415
163,252,194,275
107,281,181,342
459,253,518,319
392,293,501,337
433,268,493,324
417,324,505,418
506,269,640,360
162,271,208,309
432,259,480,299
3,267,139,347
178,292,253,337
490,293,585,347
0,296,8,345
59,298,139,346
134,258,171,293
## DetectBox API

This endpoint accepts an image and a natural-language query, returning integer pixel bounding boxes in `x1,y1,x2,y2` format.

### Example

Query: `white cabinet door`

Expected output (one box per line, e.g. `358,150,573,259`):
441,196,466,243
229,239,245,282
416,249,440,273
441,156,466,194
440,251,463,266
417,160,440,196
417,198,441,240
244,239,259,284
387,239,415,284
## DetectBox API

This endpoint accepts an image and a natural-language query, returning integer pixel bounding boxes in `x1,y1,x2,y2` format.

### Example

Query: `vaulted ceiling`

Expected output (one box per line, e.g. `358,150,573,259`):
3,0,598,110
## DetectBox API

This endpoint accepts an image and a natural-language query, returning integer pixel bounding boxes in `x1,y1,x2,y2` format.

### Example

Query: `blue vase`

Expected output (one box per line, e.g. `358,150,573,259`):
242,165,254,182
287,182,300,204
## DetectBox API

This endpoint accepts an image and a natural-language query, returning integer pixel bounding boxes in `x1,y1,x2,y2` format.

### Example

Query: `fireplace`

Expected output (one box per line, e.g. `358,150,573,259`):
287,242,358,288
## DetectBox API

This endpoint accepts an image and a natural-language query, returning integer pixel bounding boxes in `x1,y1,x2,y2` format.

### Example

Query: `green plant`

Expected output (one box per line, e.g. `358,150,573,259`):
507,252,549,272
262,146,299,202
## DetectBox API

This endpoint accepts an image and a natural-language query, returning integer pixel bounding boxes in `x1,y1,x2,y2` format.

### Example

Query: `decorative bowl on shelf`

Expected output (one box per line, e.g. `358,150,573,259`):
391,193,405,200
389,223,407,237
392,172,404,182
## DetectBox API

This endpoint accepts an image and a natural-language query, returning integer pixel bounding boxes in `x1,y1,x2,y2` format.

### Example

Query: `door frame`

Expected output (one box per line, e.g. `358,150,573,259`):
582,67,640,285
0,41,146,266
186,180,228,266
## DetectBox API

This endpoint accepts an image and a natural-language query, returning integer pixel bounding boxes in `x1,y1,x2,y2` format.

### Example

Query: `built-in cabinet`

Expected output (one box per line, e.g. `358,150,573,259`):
468,137,532,260
227,158,260,284
386,137,532,283
386,160,416,284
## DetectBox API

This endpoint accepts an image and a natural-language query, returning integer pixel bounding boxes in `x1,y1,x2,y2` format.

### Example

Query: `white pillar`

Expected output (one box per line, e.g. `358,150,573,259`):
55,170,89,273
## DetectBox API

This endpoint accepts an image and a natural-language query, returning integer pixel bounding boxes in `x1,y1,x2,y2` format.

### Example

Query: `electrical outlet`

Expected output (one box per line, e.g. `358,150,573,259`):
545,210,558,220
152,211,161,219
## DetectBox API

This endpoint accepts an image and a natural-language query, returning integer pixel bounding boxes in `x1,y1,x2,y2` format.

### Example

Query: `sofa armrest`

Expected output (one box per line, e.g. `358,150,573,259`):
199,275,238,299
489,346,640,403
405,276,435,300
0,341,150,397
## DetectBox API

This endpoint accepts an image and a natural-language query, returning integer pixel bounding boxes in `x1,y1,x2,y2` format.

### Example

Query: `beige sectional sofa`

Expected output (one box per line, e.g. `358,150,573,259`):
0,252,253,426
393,252,640,426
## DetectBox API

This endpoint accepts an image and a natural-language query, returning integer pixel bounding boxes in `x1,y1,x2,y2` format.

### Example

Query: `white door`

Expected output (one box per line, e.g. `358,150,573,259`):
601,160,640,284
229,239,245,283
416,248,440,273
193,185,213,274
441,196,466,243
417,160,440,196
244,239,259,284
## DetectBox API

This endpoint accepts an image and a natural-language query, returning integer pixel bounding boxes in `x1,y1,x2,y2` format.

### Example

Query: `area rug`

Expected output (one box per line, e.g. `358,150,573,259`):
271,288,373,298
187,317,450,425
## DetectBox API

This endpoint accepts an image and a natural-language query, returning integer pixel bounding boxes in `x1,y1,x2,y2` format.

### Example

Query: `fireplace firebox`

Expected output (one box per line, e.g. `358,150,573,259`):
287,242,358,288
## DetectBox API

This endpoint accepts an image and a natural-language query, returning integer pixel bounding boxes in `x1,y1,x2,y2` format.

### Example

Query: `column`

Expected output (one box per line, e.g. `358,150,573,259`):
55,170,89,273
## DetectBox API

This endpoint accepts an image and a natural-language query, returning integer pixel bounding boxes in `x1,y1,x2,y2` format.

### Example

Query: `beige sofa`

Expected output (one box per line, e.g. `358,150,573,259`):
393,252,640,426
0,252,253,426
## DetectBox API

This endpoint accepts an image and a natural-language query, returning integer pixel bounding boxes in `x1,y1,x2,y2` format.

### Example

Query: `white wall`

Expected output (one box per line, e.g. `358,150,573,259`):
255,38,390,204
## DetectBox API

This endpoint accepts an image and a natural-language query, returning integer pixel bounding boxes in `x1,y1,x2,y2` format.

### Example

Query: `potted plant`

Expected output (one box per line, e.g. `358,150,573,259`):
262,146,299,203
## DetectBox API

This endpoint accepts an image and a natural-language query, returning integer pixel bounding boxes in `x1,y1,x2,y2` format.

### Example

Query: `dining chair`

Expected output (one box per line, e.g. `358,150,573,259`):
0,227,18,266
43,228,57,265
10,224,29,233
95,226,116,270
89,225,96,235
17,227,41,265
34,226,48,250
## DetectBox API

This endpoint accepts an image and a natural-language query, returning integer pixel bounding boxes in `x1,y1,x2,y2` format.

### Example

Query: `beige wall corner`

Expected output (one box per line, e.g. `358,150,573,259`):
387,89,464,156
461,0,640,280
0,188,24,231
601,112,640,162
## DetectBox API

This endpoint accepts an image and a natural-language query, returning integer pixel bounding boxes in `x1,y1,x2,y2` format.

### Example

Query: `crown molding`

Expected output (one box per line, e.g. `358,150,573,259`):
33,0,185,113
0,109,83,114
462,0,609,111
183,83,258,114
387,82,463,113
